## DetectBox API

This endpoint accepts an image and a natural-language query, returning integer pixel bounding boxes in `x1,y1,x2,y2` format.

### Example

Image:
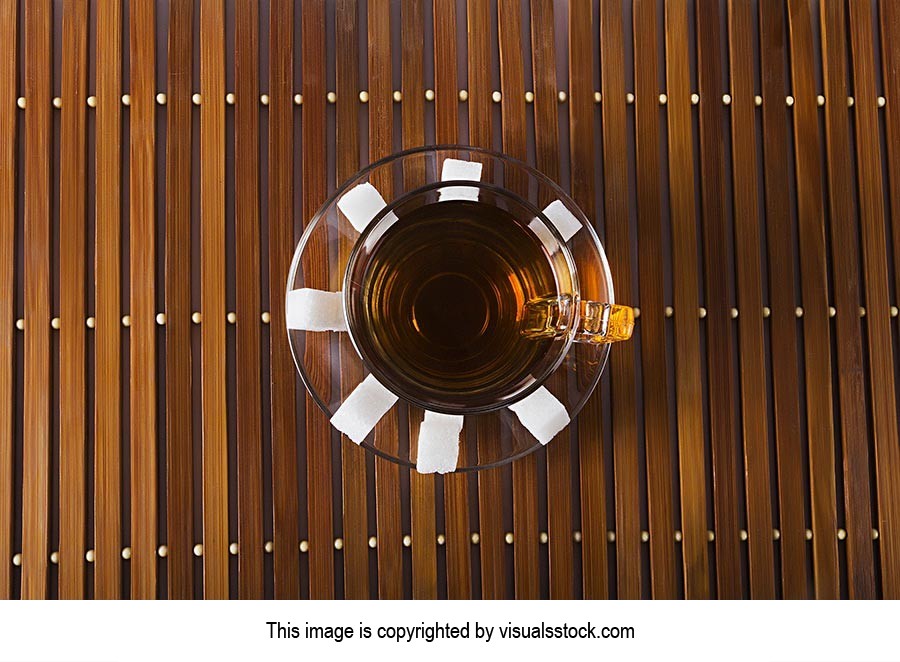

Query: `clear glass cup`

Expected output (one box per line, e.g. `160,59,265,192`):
287,145,633,471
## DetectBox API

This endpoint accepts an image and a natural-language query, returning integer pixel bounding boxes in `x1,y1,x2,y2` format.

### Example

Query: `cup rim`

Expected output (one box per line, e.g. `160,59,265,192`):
342,178,581,415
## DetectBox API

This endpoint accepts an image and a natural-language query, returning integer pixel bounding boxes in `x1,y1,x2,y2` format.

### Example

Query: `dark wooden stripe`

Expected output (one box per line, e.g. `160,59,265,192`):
664,0,709,599
22,0,51,600
786,0,839,599
301,0,335,600
498,0,539,599
0,0,15,602
129,0,158,600
467,0,504,600
758,0,808,599
401,0,437,600
234,0,264,600
432,0,471,600
631,0,675,599
848,0,900,599
408,409,437,599
884,2,900,302
368,0,403,600
726,0,775,599
336,0,370,600
268,0,300,600
94,0,122,600
164,0,194,600
819,0,875,600
695,0,741,599
599,0,641,599
200,0,229,599
881,0,900,602
531,0,574,599
58,0,87,600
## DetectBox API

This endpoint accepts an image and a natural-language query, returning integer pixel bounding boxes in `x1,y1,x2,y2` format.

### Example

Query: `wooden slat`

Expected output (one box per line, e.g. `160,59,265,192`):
368,0,403,600
758,0,808,599
164,0,194,600
301,0,335,600
234,0,263,600
848,0,900,600
880,0,900,602
695,0,741,599
726,0,775,599
664,0,709,599
632,0,676,599
884,2,900,303
336,0,370,600
0,0,15,601
819,0,875,599
531,0,574,599
498,0,539,600
22,0,51,600
129,0,158,600
58,0,87,600
467,0,504,601
199,0,228,600
408,410,436,599
401,0,436,600
599,0,641,599
786,0,839,599
432,0,471,600
268,0,300,600
94,0,122,600
571,0,608,601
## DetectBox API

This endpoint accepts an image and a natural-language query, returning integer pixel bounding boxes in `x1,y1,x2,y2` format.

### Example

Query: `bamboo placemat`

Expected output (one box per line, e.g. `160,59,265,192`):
2,0,900,599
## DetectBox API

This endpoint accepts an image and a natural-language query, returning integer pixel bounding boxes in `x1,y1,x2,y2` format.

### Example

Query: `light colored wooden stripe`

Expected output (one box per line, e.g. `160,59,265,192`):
23,0,51,600
369,0,404,600
848,0,900,599
94,0,122,600
632,0,675,599
498,0,539,599
819,0,875,599
0,0,15,601
727,0,775,599
302,0,335,600
164,0,195,600
268,0,300,600
129,0,157,600
200,0,229,599
786,0,839,598
599,0,641,599
337,0,370,600
665,0,709,599
234,0,264,600
401,0,436,600
58,0,88,601
759,0,808,599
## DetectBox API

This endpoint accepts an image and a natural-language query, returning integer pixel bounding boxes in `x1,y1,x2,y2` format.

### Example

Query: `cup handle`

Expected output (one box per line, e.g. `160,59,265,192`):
520,295,635,344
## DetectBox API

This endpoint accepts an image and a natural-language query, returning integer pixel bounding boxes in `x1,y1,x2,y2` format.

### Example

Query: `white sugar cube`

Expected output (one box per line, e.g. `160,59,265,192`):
285,288,347,332
438,158,483,201
415,411,465,474
330,374,399,444
337,182,392,233
541,199,582,242
508,386,570,445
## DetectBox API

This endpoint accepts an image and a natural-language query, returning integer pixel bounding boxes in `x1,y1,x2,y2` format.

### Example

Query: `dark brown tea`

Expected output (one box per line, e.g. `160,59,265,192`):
345,199,564,412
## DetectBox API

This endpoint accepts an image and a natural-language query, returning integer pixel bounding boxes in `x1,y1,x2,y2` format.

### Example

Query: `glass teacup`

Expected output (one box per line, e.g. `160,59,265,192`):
287,146,633,471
